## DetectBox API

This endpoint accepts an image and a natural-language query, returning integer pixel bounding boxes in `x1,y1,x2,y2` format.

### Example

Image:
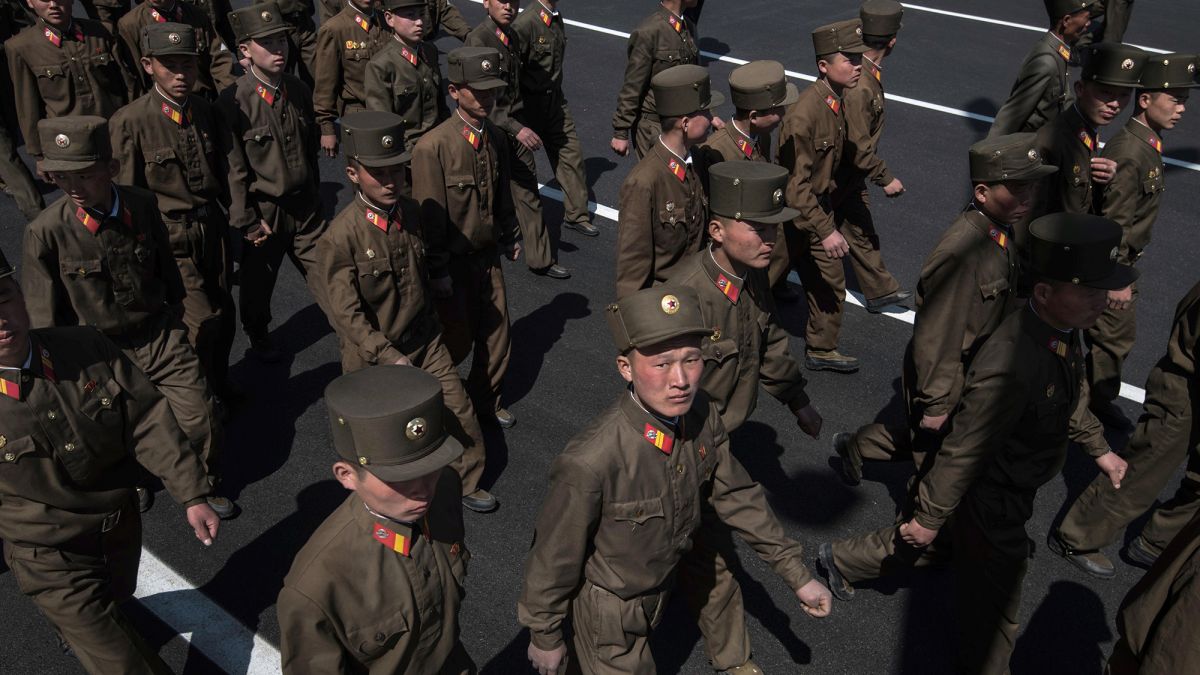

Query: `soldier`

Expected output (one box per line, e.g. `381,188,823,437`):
832,135,1051,486
411,47,521,429
313,0,385,157
466,0,570,280
77,0,128,36
518,284,832,675
776,20,867,373
1084,54,1194,431
818,213,1128,675
320,0,469,37
110,23,239,403
0,17,47,222
6,0,139,168
278,0,317,88
116,0,237,99
1077,0,1135,50
180,0,233,51
668,161,823,674
22,115,234,517
610,0,700,159
317,110,496,513
0,245,221,674
277,366,475,674
989,0,1094,136
512,0,600,239
614,64,720,298
220,2,327,363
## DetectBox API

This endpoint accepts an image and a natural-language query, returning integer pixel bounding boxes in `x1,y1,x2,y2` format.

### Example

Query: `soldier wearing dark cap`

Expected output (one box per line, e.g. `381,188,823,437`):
22,115,233,517
0,244,221,674
819,213,1125,675
110,23,239,403
667,161,823,674
220,2,327,363
615,64,719,299
320,0,470,38
411,47,521,430
277,365,475,674
318,110,496,513
610,0,700,159
776,20,868,373
832,134,1050,487
312,0,385,157
989,0,1095,136
519,284,832,675
364,0,449,155
466,0,570,280
116,0,236,99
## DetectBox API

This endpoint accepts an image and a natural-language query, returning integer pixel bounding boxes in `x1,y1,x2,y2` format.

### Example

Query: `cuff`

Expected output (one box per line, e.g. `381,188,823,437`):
787,391,812,414
780,559,815,592
181,497,208,509
319,122,336,136
612,128,630,141
913,510,945,532
873,167,895,189
529,630,564,652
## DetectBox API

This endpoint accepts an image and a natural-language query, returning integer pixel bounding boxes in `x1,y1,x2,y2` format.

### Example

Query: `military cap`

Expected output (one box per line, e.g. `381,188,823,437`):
1044,0,1095,20
446,46,507,90
325,365,464,482
812,19,869,57
607,285,712,353
969,133,1057,183
708,161,799,225
228,2,292,43
860,0,903,39
141,22,199,57
0,248,13,280
1080,43,1147,87
1138,53,1199,90
37,116,113,172
342,111,411,167
381,0,425,10
1028,213,1138,290
728,61,799,111
651,64,724,118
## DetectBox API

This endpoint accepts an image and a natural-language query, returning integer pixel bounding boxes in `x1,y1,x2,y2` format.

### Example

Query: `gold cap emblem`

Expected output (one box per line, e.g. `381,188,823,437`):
1121,58,1135,70
405,417,427,440
481,59,493,72
772,188,783,206
262,10,273,21
54,134,70,148
168,32,182,44
661,294,680,315
358,456,369,465
381,135,394,149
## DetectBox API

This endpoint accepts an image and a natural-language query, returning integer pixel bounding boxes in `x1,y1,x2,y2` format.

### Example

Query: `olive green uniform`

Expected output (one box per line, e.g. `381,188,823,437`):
180,0,233,53
1034,105,1099,218
319,0,469,38
988,32,1073,136
77,0,128,36
1,326,210,675
0,73,44,220
364,38,448,152
611,5,699,158
313,3,386,137
279,0,318,88
116,2,237,99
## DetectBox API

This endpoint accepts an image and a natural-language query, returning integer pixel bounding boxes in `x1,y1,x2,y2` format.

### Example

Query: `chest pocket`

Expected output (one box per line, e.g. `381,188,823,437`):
393,82,418,111
348,611,409,662
871,95,884,116
606,497,666,530
57,377,126,485
36,64,66,81
62,258,105,283
702,337,739,368
653,47,689,71
1032,391,1070,437
813,136,835,155
656,202,690,249
979,277,1010,301
1142,172,1164,196
242,125,275,166
355,252,397,304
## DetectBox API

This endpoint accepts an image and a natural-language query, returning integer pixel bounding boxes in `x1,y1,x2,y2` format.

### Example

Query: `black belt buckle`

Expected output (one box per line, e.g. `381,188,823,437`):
101,509,121,533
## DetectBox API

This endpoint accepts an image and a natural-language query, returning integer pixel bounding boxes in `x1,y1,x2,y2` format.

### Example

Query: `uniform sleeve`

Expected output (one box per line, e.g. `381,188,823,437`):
615,173,655,298
315,228,406,365
202,19,238,91
777,111,836,240
411,137,451,279
313,25,343,135
5,41,44,159
910,234,974,417
517,453,602,651
363,55,393,113
757,307,811,411
218,88,258,231
20,225,73,328
494,132,519,245
1135,555,1200,674
1070,376,1111,458
843,86,893,188
109,30,143,101
611,27,653,139
433,0,470,41
110,110,144,187
277,587,354,675
1097,154,1141,262
989,54,1055,137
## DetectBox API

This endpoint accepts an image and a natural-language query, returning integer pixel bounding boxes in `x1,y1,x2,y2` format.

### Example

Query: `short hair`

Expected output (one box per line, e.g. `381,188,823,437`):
660,116,684,132
862,35,892,49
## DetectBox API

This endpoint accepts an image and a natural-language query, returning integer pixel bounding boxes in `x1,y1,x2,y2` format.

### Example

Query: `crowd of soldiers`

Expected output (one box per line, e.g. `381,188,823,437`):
0,0,1197,672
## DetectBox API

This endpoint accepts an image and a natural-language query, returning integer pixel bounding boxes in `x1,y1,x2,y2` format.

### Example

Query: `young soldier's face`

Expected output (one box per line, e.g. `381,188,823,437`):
0,280,31,367
819,52,862,89
450,84,497,118
975,180,1037,225
749,107,784,133
335,463,441,522
709,217,776,270
482,0,517,26
1060,10,1091,43
1075,81,1133,127
27,0,69,25
142,54,199,99
347,161,405,208
240,33,289,75
384,6,424,42
1034,281,1108,330
681,111,712,144
1141,89,1189,131
48,161,118,211
618,336,704,418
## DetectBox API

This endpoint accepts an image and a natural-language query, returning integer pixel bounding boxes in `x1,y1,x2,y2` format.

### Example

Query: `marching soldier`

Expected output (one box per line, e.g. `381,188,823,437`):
0,245,221,674
277,366,475,674
610,0,700,159
519,284,832,675
278,0,318,88
320,0,470,37
1077,0,1135,50
116,0,237,99
512,0,600,239
819,213,1126,675
989,0,1094,136
313,0,385,157
77,0,128,35
317,110,496,512
411,47,521,429
614,64,720,298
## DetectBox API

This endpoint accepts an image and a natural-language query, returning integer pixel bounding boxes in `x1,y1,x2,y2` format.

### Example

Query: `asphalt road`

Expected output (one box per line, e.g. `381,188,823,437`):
2,1,1199,673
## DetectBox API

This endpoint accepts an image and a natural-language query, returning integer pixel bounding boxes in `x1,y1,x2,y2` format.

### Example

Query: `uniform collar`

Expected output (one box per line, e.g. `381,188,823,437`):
537,0,558,16
864,54,883,81
656,136,691,165
40,18,81,45
621,388,682,455
703,245,745,304
1130,116,1164,153
346,0,373,18
1023,301,1075,360
357,192,400,231
1047,31,1072,60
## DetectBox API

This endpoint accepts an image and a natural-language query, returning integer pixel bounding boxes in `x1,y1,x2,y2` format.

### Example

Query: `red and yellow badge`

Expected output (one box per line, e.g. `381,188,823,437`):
1078,129,1094,151
988,226,1008,250
540,8,552,26
1147,135,1162,153
0,376,20,401
372,522,412,556
644,423,674,455
355,14,370,31
76,207,101,235
495,27,509,46
462,124,481,150
668,14,683,33
1057,44,1071,61
869,64,881,82
1047,337,1069,358
715,274,740,303
256,84,276,105
161,102,186,126
150,8,167,22
667,158,686,182
736,137,754,159
365,208,388,232
400,46,417,66
824,94,841,115
43,27,62,47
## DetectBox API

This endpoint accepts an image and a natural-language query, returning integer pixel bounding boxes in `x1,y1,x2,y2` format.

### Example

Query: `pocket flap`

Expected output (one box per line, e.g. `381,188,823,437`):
38,64,65,78
0,435,40,464
148,147,177,164
445,174,476,191
979,277,1011,300
61,258,103,278
347,611,410,659
703,338,739,365
242,125,273,143
606,497,665,525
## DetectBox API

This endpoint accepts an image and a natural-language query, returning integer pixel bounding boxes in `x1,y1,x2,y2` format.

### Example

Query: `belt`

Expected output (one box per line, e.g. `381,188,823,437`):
165,203,212,223
101,509,121,533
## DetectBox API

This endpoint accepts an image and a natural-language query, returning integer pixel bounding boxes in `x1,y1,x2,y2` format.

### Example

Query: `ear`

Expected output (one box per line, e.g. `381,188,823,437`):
141,56,154,76
1031,280,1054,305
1073,79,1084,98
615,354,633,384
1137,91,1153,110
345,163,360,185
237,41,252,60
707,217,725,243
448,83,461,102
816,58,829,76
973,183,990,206
332,461,359,491
887,36,898,50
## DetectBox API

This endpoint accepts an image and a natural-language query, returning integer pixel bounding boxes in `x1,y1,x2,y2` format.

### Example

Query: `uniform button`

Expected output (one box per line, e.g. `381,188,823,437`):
635,509,644,517
100,397,111,406
676,465,685,475
48,411,58,421
3,453,13,462
64,442,75,452
374,632,385,642
21,374,31,383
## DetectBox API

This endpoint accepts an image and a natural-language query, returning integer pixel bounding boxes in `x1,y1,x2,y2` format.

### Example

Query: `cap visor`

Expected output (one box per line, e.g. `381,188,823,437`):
468,77,508,91
365,434,464,483
845,45,871,54
702,90,726,111
356,150,413,167
779,82,801,107
631,326,713,352
245,25,294,41
1009,164,1059,181
1082,264,1139,291
1088,77,1138,88
741,206,800,225
39,157,104,172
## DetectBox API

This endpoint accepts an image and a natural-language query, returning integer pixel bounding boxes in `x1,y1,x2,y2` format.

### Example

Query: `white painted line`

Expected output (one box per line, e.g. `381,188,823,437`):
136,548,281,674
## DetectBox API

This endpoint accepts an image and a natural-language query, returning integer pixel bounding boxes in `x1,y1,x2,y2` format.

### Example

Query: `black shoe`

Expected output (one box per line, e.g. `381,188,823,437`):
1090,399,1135,434
1046,531,1115,579
533,263,571,279
494,408,517,428
247,333,283,364
564,220,600,237
804,350,860,373
865,289,913,313
462,489,498,513
818,542,855,601
832,432,862,486
1123,536,1159,569
136,486,153,513
772,283,799,303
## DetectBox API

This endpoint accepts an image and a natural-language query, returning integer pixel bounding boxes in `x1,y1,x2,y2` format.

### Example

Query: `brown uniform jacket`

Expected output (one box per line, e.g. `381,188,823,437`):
915,305,1108,535
5,18,138,158
1097,117,1164,266
1034,105,1099,218
464,17,525,138
517,391,813,650
670,249,810,431
317,194,436,371
989,32,1072,137
313,2,386,134
610,5,698,141
180,0,233,53
694,122,769,197
21,185,185,334
1136,281,1200,437
839,57,893,189
777,81,846,240
615,141,707,298
117,0,237,98
319,0,467,40
110,89,229,216
512,1,566,98
0,327,208,548
218,71,319,231
363,38,448,152
410,113,518,280
910,208,1019,418
277,469,470,675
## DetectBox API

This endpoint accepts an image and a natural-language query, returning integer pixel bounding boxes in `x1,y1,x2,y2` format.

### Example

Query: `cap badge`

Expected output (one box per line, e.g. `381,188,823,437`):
358,456,369,465
1120,58,1135,70
665,201,675,212
405,417,427,440
1189,63,1197,74
381,135,394,149
168,32,181,44
54,134,70,148
1027,149,1039,161
481,59,493,72
262,10,273,21
855,26,862,36
661,294,680,315
1046,384,1055,398
772,188,783,206
1110,246,1119,261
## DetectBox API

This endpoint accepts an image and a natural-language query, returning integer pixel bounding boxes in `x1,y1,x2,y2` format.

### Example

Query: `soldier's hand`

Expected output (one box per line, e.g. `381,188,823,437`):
430,276,453,299
393,355,412,366
516,127,543,151
899,518,937,548
795,404,823,439
1107,285,1133,311
820,230,849,259
883,178,905,198
507,241,522,261
1090,157,1118,184
320,133,339,157
527,642,567,675
610,137,630,157
245,220,273,246
795,579,833,618
919,413,948,433
1096,451,1128,489
185,503,220,546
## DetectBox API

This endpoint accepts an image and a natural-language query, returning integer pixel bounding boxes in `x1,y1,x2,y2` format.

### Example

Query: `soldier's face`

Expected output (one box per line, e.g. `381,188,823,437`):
819,52,862,89
1034,281,1108,330
384,7,424,42
1075,81,1133,127
0,280,31,368
451,84,497,118
680,111,712,144
482,0,516,26
1141,89,1189,131
748,107,783,133
1059,10,1091,43
709,218,776,270
27,0,69,25
240,34,289,75
48,161,118,211
975,180,1037,225
618,336,704,418
347,161,405,208
335,462,441,522
142,55,198,99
